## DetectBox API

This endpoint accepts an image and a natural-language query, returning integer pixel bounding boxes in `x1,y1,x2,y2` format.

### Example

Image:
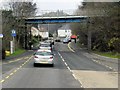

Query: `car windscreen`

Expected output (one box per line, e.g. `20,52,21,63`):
35,51,52,56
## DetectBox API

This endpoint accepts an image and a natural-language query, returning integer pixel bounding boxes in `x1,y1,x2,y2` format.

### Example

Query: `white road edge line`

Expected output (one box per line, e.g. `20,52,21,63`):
92,59,116,71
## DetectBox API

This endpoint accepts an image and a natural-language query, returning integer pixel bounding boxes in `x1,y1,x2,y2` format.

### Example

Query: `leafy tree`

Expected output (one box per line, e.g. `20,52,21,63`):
4,1,37,48
71,2,120,52
2,10,16,50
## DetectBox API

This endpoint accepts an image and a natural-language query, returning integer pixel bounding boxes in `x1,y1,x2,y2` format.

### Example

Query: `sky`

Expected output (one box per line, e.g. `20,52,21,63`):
33,0,83,10
33,0,83,15
0,0,83,15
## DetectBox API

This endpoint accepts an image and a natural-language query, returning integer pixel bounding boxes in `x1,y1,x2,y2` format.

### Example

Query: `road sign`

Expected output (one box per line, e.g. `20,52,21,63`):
12,29,16,34
0,34,3,38
11,33,16,36
11,29,16,36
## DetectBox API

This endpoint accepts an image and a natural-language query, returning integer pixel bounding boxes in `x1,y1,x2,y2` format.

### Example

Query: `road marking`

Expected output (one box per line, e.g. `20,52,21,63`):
5,76,10,79
92,59,116,71
0,56,33,83
0,80,5,83
72,73,77,80
24,57,29,59
62,59,65,62
19,66,22,68
64,62,68,66
67,66,71,71
108,67,113,69
10,73,14,76
13,70,17,73
1,56,32,65
58,52,84,88
17,68,20,70
68,42,75,52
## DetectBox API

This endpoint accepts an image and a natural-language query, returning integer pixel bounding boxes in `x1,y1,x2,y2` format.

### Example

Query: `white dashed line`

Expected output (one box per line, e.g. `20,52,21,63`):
58,52,84,88
109,67,113,69
62,59,65,62
67,67,71,71
64,62,68,66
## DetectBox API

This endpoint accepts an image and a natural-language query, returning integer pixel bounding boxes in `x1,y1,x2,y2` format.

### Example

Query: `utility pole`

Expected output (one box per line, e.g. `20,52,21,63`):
25,23,28,49
87,18,92,51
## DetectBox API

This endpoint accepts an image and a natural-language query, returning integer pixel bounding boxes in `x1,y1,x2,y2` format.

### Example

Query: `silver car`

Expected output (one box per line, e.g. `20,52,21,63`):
63,38,69,43
39,43,52,51
33,50,54,67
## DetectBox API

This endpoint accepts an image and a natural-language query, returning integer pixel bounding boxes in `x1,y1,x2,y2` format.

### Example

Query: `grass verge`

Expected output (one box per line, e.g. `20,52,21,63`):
93,51,120,59
8,48,26,57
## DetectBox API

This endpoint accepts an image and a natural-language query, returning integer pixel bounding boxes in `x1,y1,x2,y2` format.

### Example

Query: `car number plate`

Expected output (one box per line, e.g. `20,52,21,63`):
40,61,48,64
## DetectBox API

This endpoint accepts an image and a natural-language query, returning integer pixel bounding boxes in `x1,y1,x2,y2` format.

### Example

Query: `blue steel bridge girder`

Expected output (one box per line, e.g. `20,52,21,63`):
25,16,88,24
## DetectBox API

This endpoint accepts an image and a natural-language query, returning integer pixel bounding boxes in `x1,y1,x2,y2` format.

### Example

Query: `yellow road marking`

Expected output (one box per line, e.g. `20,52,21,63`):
17,68,20,70
24,57,29,59
19,66,22,68
1,56,32,83
13,70,17,73
68,42,75,52
2,56,31,65
5,76,10,79
0,80,5,83
10,73,14,76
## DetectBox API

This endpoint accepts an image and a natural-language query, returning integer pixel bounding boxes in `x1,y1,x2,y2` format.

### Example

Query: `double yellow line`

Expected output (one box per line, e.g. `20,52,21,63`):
68,42,75,52
0,56,31,65
0,56,32,83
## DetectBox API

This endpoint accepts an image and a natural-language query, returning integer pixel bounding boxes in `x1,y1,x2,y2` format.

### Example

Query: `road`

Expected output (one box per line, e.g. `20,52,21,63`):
1,42,118,88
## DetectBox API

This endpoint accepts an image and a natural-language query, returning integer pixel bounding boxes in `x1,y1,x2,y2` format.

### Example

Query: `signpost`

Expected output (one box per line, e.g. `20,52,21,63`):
0,34,3,38
10,29,16,54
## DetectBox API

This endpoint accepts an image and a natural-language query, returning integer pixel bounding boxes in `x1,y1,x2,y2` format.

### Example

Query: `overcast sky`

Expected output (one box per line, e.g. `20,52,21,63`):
1,0,83,15
33,0,83,15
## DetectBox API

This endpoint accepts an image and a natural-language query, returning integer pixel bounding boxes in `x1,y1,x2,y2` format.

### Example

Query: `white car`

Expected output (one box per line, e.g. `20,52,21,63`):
37,49,51,52
33,50,54,67
39,43,52,51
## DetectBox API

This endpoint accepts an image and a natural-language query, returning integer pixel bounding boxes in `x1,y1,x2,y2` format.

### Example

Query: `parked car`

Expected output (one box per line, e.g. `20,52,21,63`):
33,50,54,67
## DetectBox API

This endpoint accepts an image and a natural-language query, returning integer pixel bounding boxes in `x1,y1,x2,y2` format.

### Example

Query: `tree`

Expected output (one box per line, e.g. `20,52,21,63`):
8,1,37,48
71,2,120,52
2,10,16,50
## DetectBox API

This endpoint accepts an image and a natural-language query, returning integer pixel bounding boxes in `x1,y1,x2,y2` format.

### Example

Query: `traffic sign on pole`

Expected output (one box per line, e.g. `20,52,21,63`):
11,29,16,37
0,34,3,38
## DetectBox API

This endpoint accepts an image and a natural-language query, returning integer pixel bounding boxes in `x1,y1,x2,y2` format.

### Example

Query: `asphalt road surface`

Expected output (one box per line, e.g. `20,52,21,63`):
1,42,118,88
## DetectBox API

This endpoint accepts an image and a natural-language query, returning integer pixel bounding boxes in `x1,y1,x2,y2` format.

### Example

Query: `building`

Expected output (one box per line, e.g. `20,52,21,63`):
57,24,72,38
31,27,49,39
